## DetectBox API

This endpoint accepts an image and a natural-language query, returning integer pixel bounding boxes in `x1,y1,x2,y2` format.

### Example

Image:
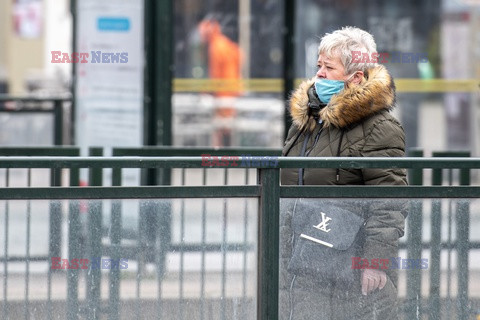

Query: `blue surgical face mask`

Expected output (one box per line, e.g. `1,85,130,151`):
314,73,355,104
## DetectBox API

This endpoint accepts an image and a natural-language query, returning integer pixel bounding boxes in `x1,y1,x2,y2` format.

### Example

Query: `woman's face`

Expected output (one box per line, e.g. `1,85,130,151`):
316,52,364,85
316,53,346,80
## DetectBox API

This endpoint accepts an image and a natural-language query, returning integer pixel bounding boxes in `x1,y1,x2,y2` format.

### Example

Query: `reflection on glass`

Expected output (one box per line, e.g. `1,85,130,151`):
279,198,479,319
0,198,257,319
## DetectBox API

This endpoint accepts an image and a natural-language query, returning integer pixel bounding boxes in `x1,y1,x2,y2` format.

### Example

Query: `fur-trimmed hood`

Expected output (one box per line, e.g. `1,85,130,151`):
289,65,396,131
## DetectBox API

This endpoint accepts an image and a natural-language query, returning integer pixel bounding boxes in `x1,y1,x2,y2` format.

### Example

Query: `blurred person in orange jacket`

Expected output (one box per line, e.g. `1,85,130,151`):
198,18,243,146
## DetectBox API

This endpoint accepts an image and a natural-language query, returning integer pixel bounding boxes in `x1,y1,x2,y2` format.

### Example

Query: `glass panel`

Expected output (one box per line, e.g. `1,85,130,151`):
279,197,479,319
0,198,258,319
294,0,480,154
173,0,285,147
0,113,54,146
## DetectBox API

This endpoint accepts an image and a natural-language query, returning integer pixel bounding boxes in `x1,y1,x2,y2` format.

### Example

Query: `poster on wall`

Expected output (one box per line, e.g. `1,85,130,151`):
13,0,43,38
75,0,144,186
75,0,144,154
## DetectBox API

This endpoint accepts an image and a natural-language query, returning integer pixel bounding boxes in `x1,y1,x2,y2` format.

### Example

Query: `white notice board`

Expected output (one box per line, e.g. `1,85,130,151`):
75,0,144,154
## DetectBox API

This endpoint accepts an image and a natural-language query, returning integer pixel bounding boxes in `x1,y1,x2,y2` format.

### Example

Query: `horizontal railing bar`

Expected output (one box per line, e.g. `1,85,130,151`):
0,186,261,199
171,243,253,252
280,186,480,198
0,186,477,199
113,147,282,156
0,109,55,113
0,256,49,262
0,147,79,156
4,241,480,263
398,242,480,250
0,95,71,102
0,156,480,169
102,243,254,256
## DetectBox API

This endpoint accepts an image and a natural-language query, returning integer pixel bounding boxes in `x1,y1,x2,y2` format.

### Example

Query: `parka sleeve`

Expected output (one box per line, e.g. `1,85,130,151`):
360,118,408,263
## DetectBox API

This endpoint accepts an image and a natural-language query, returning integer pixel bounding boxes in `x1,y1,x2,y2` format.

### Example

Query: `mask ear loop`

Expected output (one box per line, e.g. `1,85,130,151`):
344,72,357,89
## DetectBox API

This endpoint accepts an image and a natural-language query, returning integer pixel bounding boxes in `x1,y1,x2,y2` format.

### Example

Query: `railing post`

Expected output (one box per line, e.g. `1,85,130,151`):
109,167,122,320
429,163,442,320
406,149,423,319
49,162,63,262
87,147,103,319
67,167,80,320
457,158,470,320
257,168,280,320
2,170,10,320
53,99,63,145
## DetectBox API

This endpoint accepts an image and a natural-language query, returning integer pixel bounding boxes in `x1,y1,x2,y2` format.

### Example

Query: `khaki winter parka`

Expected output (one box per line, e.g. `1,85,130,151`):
281,65,408,283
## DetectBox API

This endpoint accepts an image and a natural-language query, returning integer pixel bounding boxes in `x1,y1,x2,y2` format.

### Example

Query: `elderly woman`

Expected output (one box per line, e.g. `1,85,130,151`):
280,26,408,319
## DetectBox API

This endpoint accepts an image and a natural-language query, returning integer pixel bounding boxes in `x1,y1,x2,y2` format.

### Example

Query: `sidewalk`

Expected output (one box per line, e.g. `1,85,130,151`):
2,269,480,319
3,268,480,300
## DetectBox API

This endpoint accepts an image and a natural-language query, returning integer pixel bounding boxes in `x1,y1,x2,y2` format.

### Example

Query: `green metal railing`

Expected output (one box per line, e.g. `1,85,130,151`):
1,156,480,320
0,147,80,261
404,150,473,319
109,147,282,320
0,148,80,320
430,151,471,320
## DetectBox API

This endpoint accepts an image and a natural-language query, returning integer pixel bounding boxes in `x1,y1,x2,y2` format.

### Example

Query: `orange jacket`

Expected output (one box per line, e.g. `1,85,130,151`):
199,20,242,96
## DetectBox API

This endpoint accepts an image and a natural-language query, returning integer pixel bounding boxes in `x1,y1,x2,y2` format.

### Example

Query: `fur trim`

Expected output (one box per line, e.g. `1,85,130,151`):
289,78,316,131
289,65,396,131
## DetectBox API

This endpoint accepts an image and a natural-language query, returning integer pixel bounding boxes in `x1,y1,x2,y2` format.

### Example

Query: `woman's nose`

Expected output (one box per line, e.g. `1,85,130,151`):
316,66,326,78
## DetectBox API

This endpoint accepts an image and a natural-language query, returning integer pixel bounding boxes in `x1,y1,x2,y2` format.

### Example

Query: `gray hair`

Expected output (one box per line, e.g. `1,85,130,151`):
318,26,377,75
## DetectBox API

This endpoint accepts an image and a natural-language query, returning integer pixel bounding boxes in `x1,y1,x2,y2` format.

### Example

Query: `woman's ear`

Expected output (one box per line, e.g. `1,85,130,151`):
350,71,364,85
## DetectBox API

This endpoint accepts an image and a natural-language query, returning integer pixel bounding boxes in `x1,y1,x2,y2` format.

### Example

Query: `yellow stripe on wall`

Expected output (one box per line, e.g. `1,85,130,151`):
173,78,479,93
395,79,479,92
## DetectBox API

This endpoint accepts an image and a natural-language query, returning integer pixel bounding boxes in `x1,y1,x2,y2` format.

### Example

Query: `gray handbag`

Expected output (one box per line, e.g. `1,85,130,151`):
287,198,365,285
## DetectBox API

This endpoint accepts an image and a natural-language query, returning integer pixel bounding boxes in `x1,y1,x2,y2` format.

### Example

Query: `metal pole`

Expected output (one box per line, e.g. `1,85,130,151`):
457,155,471,320
87,147,103,320
283,0,295,139
109,168,122,320
143,9,173,315
53,99,63,145
144,0,173,147
70,0,77,145
257,168,280,320
67,169,80,320
239,0,251,79
406,149,423,319
429,165,442,320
